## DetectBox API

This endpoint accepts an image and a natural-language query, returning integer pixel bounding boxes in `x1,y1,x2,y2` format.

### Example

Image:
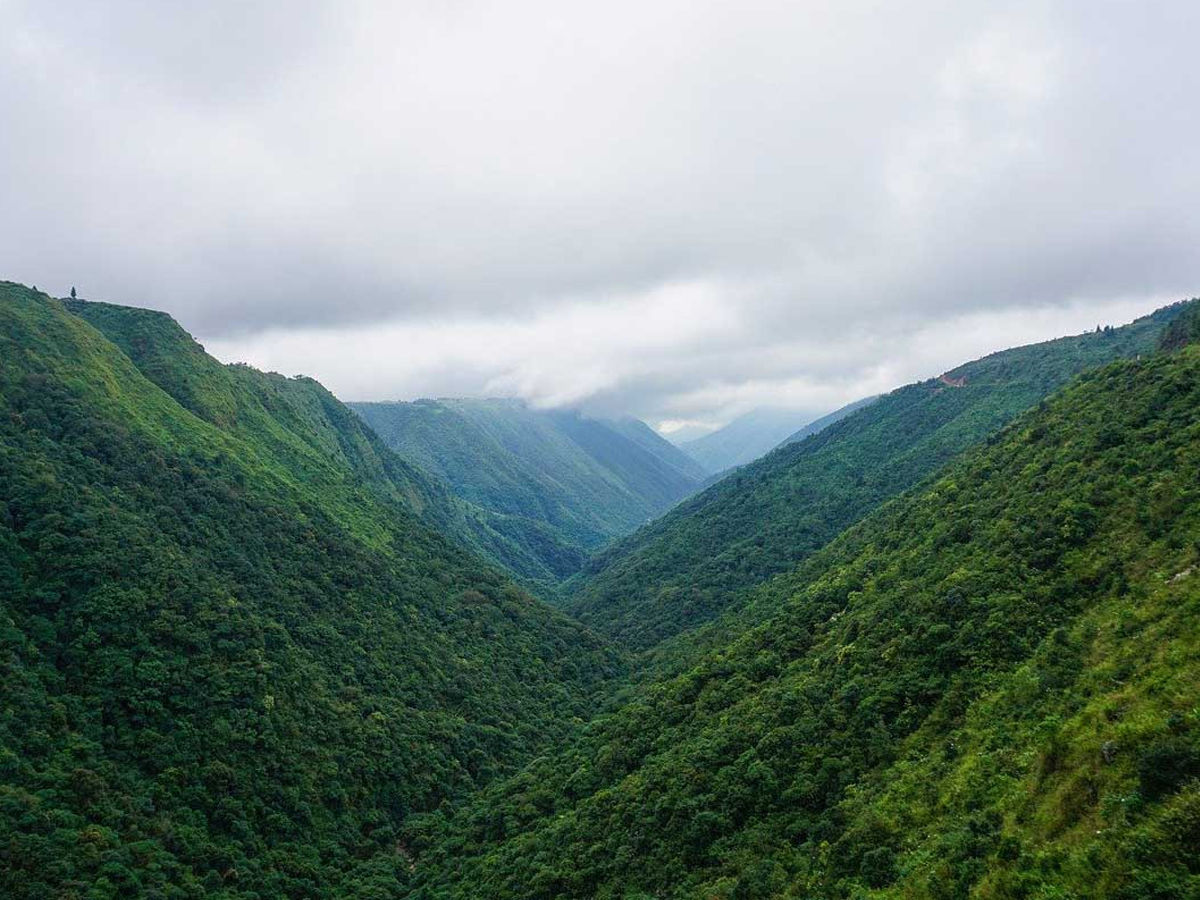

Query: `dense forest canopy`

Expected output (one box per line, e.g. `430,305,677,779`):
3,1,1198,897
0,283,622,898
2,280,1197,899
407,312,1200,899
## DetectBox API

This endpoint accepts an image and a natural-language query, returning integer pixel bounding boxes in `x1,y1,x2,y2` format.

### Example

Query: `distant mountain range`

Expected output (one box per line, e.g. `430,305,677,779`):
350,398,704,583
678,397,877,474
677,406,821,472
774,394,879,449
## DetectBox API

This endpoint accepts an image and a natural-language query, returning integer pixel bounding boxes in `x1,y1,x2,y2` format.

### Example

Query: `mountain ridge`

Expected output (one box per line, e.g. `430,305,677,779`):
775,395,879,451
0,282,623,898
351,397,704,582
6,279,1198,899
679,406,824,473
560,302,1193,651
407,314,1200,900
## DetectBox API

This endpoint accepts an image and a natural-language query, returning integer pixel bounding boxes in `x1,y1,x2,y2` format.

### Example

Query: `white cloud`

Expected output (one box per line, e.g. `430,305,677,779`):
207,279,740,408
3,1,1198,426
208,282,1170,428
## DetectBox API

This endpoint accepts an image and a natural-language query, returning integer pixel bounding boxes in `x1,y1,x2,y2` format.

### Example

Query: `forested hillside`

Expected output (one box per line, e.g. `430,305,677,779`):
66,298,610,586
408,316,1200,900
563,305,1190,650
0,283,622,898
351,398,703,580
5,279,1196,900
679,407,815,473
603,416,709,482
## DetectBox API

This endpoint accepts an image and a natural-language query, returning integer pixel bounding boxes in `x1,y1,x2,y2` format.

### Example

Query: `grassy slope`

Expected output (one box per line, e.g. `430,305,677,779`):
0,283,622,898
563,305,1189,651
351,398,703,578
66,298,590,585
407,331,1200,900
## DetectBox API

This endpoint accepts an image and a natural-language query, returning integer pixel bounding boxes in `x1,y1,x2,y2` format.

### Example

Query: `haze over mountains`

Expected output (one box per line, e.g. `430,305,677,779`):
348,392,894,587
348,395,878,587
2,281,1198,899
774,396,880,450
9,2,1198,429
350,398,705,583
562,307,1184,651
677,407,818,473
677,398,879,475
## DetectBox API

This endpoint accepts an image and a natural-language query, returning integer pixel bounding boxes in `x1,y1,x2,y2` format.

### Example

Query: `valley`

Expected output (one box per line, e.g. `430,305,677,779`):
350,398,705,586
1,282,1197,898
5,6,1197,897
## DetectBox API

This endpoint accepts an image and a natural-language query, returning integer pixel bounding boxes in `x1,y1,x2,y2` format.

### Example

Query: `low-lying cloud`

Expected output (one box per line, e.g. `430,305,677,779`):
3,1,1197,428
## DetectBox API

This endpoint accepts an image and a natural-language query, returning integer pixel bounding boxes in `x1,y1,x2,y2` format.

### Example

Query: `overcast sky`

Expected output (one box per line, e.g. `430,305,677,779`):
3,1,1197,434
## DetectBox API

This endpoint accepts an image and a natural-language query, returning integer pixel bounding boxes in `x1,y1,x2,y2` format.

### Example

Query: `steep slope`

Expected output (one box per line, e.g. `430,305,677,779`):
564,305,1189,650
65,299,591,584
0,283,621,898
408,327,1200,900
350,398,703,578
545,408,701,511
602,415,709,482
680,406,824,473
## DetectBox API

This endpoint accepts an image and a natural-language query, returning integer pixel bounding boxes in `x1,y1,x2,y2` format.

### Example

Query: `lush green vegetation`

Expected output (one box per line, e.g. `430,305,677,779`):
0,283,622,898
601,416,710,484
351,398,704,582
69,298,632,588
5,278,1198,899
564,306,1190,651
407,324,1200,899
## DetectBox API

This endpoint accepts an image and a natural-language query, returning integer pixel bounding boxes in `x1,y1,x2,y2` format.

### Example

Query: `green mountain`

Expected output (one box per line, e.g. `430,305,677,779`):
0,283,622,898
407,312,1200,900
602,415,709,483
350,398,704,580
64,296,614,588
681,403,871,474
562,308,1188,651
8,277,1198,900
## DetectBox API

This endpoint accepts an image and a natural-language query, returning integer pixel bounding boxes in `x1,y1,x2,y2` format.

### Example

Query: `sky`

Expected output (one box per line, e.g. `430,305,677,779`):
3,1,1197,435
